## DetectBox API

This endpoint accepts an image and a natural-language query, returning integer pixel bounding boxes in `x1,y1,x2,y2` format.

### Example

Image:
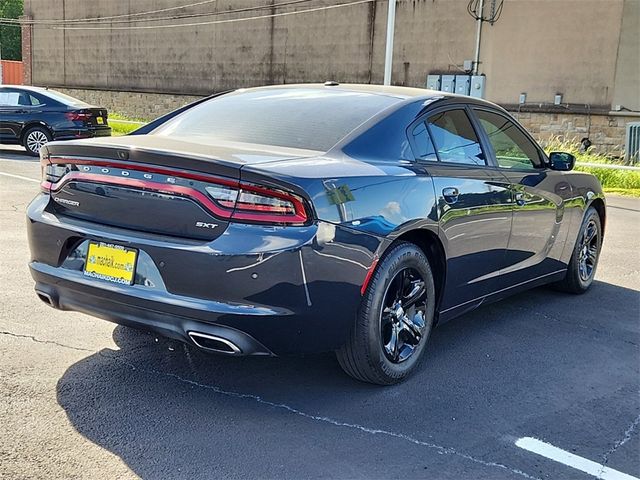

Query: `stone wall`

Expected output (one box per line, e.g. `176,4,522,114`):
55,88,203,120
513,111,639,157
58,87,639,157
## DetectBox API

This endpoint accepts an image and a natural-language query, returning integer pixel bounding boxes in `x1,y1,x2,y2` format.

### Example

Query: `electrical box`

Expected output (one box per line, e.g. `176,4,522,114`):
455,75,471,96
441,75,456,93
426,75,441,91
470,75,486,99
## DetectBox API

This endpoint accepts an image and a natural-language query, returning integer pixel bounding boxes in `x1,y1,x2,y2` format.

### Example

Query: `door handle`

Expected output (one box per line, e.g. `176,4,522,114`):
442,187,459,204
515,192,527,206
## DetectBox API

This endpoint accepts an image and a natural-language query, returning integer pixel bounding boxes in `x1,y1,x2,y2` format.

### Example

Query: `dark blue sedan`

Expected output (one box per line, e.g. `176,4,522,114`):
0,85,111,156
26,84,605,384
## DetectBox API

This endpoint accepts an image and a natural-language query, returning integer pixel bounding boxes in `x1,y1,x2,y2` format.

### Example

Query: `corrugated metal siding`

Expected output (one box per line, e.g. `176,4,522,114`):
1,61,24,85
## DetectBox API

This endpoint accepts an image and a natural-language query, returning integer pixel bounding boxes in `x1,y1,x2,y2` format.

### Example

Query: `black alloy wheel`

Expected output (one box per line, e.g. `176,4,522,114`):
380,267,428,363
578,218,599,283
336,241,436,385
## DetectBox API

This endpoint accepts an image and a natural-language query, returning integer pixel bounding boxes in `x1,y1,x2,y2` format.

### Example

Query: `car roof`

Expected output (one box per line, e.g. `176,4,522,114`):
242,83,440,101
0,85,49,92
234,83,502,110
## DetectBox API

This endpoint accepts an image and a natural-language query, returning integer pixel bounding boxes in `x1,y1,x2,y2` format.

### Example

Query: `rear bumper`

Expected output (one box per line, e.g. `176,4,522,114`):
27,194,381,355
53,126,112,141
31,267,274,355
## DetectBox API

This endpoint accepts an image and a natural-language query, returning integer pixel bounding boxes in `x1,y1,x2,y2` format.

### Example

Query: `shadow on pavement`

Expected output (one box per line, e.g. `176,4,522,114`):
0,145,38,161
56,280,640,479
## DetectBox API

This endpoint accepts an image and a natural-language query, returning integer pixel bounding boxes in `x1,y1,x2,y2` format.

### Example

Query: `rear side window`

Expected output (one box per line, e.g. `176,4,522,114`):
426,109,485,166
411,122,438,161
474,109,541,169
154,88,399,152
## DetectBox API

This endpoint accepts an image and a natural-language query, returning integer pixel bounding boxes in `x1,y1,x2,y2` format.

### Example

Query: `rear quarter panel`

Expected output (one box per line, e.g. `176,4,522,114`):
558,170,606,263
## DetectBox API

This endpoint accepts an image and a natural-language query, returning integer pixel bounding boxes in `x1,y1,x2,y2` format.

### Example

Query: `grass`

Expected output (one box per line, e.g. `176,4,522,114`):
542,139,640,197
108,112,147,136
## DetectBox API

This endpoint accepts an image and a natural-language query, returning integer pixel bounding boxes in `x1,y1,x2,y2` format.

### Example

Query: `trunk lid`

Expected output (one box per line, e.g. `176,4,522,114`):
41,136,317,240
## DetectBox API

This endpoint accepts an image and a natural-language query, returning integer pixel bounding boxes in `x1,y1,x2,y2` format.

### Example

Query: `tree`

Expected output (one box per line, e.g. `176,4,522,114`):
0,0,24,60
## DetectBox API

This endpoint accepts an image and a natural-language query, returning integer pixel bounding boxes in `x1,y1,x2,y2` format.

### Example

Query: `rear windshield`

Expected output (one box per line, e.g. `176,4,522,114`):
42,89,90,107
153,88,399,152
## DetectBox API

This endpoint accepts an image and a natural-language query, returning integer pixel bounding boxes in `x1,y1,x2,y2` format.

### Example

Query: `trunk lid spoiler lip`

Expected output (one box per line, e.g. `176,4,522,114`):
40,144,318,208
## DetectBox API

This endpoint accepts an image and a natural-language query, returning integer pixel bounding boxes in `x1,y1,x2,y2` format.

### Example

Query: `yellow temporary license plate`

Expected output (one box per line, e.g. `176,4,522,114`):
96,117,105,125
84,241,137,285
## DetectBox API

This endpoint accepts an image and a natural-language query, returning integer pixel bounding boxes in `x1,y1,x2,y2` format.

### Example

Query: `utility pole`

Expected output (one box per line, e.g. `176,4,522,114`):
383,0,396,86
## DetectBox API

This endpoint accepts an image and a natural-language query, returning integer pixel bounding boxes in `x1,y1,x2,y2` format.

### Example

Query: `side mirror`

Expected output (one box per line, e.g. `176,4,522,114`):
548,151,576,171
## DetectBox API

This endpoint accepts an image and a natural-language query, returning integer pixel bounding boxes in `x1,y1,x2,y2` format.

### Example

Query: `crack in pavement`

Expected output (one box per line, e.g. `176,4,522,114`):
0,331,94,353
598,412,640,479
96,349,543,480
0,203,26,212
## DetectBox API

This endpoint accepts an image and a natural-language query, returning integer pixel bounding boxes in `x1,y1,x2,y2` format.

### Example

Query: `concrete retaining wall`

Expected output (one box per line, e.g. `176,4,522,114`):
23,0,639,110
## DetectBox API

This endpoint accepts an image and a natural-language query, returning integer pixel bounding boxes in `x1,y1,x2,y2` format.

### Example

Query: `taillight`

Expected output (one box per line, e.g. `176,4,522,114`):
44,164,68,183
65,111,92,122
205,184,307,224
42,157,310,226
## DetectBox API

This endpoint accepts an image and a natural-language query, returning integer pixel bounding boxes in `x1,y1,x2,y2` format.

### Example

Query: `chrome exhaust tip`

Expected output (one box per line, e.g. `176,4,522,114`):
35,290,56,308
187,331,242,355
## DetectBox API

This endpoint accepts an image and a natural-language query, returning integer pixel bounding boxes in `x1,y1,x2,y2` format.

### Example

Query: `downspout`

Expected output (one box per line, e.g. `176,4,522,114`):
473,0,484,75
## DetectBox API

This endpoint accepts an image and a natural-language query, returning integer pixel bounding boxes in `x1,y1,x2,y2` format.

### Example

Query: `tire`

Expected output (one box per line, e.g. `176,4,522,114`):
554,207,602,294
22,126,52,157
336,241,436,385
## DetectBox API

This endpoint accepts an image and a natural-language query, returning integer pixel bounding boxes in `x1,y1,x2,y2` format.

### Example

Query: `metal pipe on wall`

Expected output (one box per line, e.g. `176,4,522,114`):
383,0,396,85
473,0,484,75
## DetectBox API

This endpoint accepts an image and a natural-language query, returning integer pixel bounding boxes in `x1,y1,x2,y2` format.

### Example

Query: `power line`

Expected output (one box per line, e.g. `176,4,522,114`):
0,0,316,26
30,0,377,31
4,0,222,25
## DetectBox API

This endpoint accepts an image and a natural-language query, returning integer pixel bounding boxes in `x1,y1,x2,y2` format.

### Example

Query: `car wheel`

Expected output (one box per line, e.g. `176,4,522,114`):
336,241,436,385
23,126,52,156
555,206,602,294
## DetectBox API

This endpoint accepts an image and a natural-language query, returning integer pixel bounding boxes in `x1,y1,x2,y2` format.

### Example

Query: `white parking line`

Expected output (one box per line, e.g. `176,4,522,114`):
0,171,40,183
515,437,639,480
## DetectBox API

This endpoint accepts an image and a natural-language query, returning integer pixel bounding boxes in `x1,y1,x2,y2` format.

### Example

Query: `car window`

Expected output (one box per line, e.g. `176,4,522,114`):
411,122,438,161
0,91,21,107
474,109,541,169
41,89,89,107
426,109,485,166
29,94,43,106
154,88,399,152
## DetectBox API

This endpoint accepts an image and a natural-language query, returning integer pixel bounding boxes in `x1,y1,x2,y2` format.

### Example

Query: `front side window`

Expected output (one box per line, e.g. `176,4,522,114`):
426,109,485,166
474,109,541,169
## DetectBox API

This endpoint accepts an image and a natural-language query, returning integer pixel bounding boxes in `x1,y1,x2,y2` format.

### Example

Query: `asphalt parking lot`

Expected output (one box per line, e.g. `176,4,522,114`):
0,144,638,480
